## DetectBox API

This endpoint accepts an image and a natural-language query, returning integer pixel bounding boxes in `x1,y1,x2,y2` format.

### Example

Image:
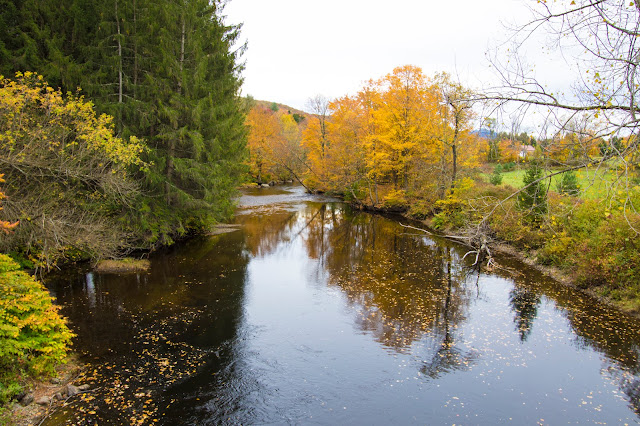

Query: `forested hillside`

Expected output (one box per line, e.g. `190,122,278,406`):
0,0,247,267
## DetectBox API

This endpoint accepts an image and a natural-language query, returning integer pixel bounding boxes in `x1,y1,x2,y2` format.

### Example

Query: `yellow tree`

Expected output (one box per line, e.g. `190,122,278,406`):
301,95,331,189
374,65,434,190
358,81,384,204
271,113,305,181
0,72,146,267
545,117,601,165
245,105,281,184
325,95,370,203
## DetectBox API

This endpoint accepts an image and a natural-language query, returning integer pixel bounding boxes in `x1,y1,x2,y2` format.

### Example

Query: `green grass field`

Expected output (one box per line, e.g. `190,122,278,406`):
484,166,637,200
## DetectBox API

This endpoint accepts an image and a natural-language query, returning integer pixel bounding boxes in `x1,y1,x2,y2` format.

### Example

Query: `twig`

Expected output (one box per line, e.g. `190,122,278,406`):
36,387,102,426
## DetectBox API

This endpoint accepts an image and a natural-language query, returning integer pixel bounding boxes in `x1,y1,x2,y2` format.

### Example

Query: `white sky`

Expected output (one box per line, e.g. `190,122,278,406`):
223,0,574,124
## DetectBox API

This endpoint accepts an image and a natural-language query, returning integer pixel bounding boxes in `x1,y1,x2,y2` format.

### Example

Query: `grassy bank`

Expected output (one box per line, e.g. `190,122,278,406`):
484,165,634,200
422,173,640,314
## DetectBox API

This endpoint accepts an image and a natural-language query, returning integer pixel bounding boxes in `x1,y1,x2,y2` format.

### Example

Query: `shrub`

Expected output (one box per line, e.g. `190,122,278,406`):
564,199,605,238
489,206,546,249
382,190,408,210
0,73,146,268
432,196,467,230
502,161,516,172
537,234,574,265
573,213,640,293
0,254,74,404
408,200,431,220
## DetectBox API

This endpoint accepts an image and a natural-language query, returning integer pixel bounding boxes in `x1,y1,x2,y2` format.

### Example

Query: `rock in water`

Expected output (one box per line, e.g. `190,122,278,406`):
20,394,35,406
65,384,80,397
36,396,51,406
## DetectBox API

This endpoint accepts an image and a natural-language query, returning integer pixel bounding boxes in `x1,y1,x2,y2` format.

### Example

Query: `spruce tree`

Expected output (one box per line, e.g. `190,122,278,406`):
489,164,503,185
517,161,548,223
132,0,247,238
556,170,580,196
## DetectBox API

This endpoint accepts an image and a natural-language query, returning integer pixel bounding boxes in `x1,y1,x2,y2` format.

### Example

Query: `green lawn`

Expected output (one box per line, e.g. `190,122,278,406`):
484,166,637,200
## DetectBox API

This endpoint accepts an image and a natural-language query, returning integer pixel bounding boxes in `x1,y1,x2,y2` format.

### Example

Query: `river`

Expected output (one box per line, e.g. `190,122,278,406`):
44,185,640,424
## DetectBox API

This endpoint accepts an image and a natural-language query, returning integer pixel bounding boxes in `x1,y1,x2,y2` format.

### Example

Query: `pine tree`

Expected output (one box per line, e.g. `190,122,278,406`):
489,164,503,185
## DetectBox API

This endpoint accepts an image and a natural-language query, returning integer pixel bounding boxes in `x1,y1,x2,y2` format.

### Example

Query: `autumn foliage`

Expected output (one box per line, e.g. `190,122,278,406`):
300,66,482,206
245,103,306,185
0,72,146,267
0,255,74,371
0,178,73,404
0,175,17,234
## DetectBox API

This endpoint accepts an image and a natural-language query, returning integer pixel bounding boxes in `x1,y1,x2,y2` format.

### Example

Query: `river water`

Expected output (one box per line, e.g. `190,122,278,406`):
44,185,640,424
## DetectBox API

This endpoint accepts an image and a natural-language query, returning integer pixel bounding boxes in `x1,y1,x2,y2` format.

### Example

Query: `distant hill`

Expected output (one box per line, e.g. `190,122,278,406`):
472,129,497,139
254,100,308,119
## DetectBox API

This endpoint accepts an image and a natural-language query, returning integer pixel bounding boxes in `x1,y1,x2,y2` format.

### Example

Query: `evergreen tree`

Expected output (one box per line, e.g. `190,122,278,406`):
0,0,96,90
489,164,503,185
133,0,246,237
1,0,248,248
517,162,547,223
556,170,580,196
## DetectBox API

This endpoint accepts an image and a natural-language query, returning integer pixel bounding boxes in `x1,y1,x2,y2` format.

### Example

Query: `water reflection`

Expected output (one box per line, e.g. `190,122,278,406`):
316,207,475,354
45,232,250,424
509,285,541,342
42,186,640,424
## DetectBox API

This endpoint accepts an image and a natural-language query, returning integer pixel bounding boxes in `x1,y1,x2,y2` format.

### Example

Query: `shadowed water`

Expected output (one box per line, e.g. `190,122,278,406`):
44,185,640,424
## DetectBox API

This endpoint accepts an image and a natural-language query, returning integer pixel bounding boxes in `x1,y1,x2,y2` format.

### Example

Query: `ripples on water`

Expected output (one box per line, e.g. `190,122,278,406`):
45,185,640,424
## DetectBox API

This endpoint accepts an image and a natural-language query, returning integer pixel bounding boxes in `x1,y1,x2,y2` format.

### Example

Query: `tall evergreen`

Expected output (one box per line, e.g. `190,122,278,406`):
1,0,248,247
0,0,95,89
133,0,247,239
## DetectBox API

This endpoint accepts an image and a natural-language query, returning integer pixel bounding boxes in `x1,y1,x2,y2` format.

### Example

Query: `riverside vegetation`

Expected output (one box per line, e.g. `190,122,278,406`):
0,0,246,415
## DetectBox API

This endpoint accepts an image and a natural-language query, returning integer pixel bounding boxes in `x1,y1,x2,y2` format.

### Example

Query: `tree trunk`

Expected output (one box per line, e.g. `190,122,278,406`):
450,116,460,192
133,0,138,98
115,0,122,105
166,12,186,205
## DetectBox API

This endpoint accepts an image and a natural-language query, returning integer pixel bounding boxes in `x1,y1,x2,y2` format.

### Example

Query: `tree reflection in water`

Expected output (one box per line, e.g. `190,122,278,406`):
297,204,479,375
509,284,541,342
43,189,640,424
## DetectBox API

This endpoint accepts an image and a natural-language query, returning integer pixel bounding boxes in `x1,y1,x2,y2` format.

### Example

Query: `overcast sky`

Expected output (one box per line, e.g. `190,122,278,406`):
223,0,570,122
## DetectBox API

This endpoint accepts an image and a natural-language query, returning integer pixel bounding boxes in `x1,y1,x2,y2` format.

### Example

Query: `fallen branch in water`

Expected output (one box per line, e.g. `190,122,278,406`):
399,222,495,270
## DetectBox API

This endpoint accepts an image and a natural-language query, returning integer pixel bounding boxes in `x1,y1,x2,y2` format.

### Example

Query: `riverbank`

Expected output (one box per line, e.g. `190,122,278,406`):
434,206,639,317
2,356,87,426
488,242,640,318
